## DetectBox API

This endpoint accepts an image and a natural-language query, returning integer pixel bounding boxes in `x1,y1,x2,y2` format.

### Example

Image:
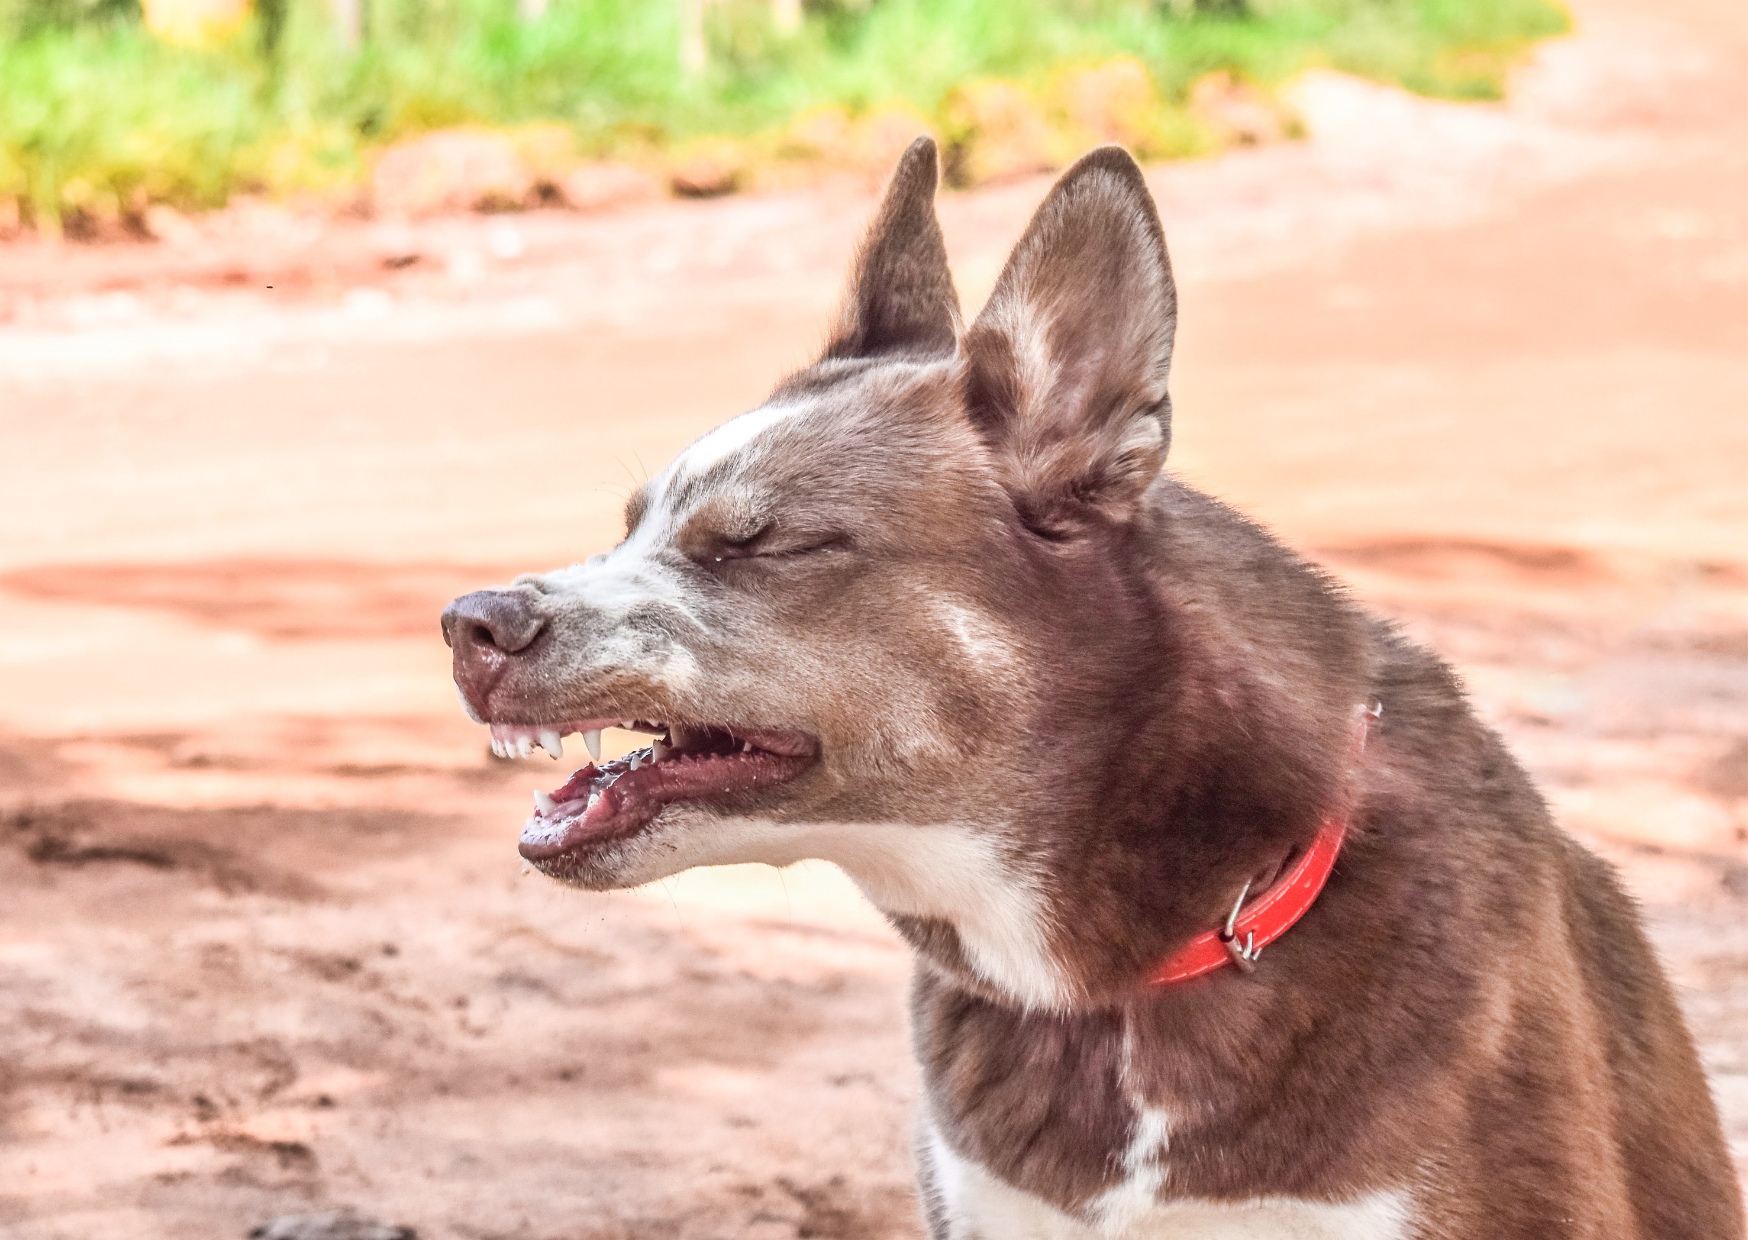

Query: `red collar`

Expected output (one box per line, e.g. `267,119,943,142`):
1148,705,1373,986
1147,814,1348,985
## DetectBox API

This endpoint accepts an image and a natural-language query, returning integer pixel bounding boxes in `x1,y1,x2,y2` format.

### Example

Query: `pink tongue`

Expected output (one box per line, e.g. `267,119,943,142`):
549,764,602,802
521,760,651,859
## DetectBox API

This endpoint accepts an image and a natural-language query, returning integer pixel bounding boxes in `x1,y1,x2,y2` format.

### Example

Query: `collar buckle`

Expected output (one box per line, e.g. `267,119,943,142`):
1217,880,1261,973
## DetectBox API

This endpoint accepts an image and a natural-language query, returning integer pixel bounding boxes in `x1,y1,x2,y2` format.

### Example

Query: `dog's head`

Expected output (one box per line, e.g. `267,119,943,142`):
444,141,1359,1010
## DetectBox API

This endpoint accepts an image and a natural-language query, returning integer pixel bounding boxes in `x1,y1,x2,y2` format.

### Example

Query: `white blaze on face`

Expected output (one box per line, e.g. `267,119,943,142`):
534,544,702,628
525,400,810,669
663,399,803,484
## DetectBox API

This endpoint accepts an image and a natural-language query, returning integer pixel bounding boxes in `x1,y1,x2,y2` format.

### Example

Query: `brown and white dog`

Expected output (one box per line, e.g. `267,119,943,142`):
441,140,1744,1238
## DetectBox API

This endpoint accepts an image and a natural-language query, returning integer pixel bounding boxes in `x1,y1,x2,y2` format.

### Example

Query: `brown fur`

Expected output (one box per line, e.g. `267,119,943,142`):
444,139,1744,1236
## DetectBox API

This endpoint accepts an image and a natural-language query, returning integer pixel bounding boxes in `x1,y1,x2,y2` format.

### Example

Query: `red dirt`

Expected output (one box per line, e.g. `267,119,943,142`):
0,0,1742,1233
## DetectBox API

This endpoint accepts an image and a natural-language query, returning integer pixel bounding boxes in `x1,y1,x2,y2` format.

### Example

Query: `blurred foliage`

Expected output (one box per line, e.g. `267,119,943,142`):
0,0,1568,235
4,0,137,35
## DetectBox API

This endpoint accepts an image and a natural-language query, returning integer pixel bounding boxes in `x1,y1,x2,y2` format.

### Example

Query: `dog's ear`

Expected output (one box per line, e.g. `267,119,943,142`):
823,136,961,362
962,146,1175,536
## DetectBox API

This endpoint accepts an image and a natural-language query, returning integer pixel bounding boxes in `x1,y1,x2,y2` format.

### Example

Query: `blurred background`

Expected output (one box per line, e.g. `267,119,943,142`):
1,0,1571,235
0,0,1743,1235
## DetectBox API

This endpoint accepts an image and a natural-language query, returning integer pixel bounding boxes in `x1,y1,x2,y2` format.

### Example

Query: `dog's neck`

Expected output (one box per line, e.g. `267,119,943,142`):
1149,704,1374,986
873,662,1378,1013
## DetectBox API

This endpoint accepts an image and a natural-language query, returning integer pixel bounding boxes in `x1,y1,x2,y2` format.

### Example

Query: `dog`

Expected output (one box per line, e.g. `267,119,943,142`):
442,139,1744,1238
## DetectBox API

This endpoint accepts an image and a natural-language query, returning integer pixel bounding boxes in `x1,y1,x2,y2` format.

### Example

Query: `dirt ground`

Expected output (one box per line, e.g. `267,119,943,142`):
0,0,1743,1232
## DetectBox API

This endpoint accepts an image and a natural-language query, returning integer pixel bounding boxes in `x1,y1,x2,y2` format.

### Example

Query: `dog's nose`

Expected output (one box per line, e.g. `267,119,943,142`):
443,590,546,717
441,590,546,654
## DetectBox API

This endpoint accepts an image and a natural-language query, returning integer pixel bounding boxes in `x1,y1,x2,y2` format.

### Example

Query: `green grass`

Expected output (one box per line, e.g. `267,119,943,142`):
0,0,1569,234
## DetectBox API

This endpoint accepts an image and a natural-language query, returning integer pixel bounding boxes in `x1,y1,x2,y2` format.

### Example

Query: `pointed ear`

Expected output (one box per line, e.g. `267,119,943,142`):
961,146,1176,536
823,136,961,362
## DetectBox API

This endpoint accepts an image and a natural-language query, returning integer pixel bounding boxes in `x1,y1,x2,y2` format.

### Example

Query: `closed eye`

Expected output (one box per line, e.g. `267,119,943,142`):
698,530,847,566
712,526,768,560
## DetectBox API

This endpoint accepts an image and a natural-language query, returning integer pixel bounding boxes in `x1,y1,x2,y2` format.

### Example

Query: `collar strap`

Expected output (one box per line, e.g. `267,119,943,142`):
1147,814,1348,986
1148,703,1374,986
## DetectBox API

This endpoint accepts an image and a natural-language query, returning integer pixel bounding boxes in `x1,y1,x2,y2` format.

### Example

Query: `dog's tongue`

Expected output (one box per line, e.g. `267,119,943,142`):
547,765,600,804
518,761,639,856
518,736,817,862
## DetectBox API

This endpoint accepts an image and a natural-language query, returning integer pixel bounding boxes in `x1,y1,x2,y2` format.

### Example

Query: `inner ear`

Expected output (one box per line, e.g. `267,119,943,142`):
823,136,962,362
962,146,1176,534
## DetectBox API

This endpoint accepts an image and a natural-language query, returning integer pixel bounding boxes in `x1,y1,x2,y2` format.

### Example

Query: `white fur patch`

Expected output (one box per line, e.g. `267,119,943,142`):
1091,1106,1173,1232
932,600,1023,673
924,1123,1414,1240
536,551,704,631
666,400,803,486
529,400,812,647
1091,1018,1172,1230
604,815,1071,1011
827,822,1068,1011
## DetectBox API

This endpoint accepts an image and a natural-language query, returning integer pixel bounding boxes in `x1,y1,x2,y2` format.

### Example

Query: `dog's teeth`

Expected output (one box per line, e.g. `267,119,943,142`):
583,729,602,762
491,739,504,758
519,736,534,759
628,753,642,771
540,729,563,759
533,788,557,815
651,740,669,763
742,740,753,753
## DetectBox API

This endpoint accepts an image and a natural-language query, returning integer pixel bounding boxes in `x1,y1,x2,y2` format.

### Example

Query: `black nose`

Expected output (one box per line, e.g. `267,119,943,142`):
441,590,546,654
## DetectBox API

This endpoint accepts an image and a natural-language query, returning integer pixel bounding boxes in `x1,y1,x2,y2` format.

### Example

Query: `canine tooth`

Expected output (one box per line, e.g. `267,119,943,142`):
533,788,557,815
628,753,642,771
583,729,602,762
742,740,753,753
651,740,669,763
540,729,563,759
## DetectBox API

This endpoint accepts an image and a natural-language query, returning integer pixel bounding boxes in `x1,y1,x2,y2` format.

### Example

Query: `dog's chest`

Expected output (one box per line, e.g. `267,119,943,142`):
913,979,1417,1240
923,1123,1413,1240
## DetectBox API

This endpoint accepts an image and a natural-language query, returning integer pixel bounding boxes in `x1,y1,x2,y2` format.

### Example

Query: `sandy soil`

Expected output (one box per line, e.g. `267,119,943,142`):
0,0,1743,1232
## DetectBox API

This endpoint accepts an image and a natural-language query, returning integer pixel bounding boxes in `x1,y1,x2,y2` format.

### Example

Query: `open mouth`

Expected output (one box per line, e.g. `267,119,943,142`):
489,720,819,864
